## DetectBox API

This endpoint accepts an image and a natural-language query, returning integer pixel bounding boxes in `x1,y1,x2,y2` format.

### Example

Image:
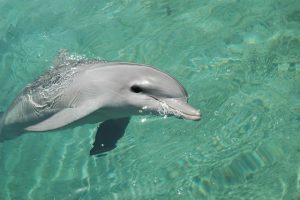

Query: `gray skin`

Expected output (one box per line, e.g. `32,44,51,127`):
0,55,200,143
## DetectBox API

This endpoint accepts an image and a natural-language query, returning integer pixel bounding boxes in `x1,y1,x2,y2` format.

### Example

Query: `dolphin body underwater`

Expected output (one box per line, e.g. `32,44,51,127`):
0,51,201,155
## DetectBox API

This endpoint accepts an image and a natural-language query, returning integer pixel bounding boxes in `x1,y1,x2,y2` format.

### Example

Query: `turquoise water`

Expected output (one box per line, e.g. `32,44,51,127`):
0,0,300,199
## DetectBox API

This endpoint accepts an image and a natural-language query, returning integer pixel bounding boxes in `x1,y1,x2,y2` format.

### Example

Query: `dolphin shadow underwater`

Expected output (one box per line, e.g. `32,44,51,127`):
0,50,201,156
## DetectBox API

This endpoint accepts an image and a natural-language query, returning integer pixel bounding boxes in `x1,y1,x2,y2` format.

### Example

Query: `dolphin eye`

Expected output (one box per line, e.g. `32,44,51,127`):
130,85,143,93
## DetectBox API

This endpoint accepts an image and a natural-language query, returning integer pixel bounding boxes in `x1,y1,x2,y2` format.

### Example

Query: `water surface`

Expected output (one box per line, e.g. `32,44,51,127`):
0,0,300,199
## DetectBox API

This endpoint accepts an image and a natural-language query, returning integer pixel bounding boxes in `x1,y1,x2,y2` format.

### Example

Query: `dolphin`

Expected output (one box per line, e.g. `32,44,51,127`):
0,51,201,155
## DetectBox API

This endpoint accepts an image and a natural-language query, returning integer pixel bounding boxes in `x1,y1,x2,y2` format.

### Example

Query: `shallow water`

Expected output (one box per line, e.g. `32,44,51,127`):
0,0,300,199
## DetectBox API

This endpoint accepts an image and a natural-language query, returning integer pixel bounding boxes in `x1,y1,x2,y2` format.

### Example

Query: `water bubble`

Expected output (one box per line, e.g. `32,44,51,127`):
153,176,159,184
177,187,184,195
231,137,239,143
132,180,137,187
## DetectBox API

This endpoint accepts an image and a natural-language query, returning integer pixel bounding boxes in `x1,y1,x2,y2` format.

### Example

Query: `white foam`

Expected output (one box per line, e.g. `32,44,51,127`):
157,100,183,118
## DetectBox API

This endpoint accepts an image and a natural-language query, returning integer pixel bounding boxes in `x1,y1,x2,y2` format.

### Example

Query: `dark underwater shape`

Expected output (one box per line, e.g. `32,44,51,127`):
90,117,130,156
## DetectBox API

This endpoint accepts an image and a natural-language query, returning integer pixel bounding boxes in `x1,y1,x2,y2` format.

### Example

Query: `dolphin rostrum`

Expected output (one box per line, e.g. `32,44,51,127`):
0,51,201,155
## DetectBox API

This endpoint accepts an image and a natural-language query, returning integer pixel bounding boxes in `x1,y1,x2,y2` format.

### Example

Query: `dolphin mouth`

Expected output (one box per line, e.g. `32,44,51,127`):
154,97,201,121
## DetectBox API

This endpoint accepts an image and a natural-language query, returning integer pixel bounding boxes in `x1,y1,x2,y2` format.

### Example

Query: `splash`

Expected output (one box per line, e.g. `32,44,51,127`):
157,100,183,118
22,50,105,107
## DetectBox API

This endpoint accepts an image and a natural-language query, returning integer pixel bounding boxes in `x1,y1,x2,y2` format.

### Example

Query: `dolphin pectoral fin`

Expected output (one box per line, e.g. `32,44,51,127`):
25,103,100,132
90,117,130,156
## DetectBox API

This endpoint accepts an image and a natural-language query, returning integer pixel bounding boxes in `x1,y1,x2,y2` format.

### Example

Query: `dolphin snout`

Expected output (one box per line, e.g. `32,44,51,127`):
161,98,201,121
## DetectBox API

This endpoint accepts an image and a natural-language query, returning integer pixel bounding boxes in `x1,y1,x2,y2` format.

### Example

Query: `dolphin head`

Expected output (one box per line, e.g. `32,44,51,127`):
96,63,201,121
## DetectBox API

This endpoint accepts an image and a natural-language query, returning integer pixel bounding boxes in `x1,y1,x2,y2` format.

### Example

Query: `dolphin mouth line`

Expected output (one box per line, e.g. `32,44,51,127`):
167,104,201,120
150,96,201,121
